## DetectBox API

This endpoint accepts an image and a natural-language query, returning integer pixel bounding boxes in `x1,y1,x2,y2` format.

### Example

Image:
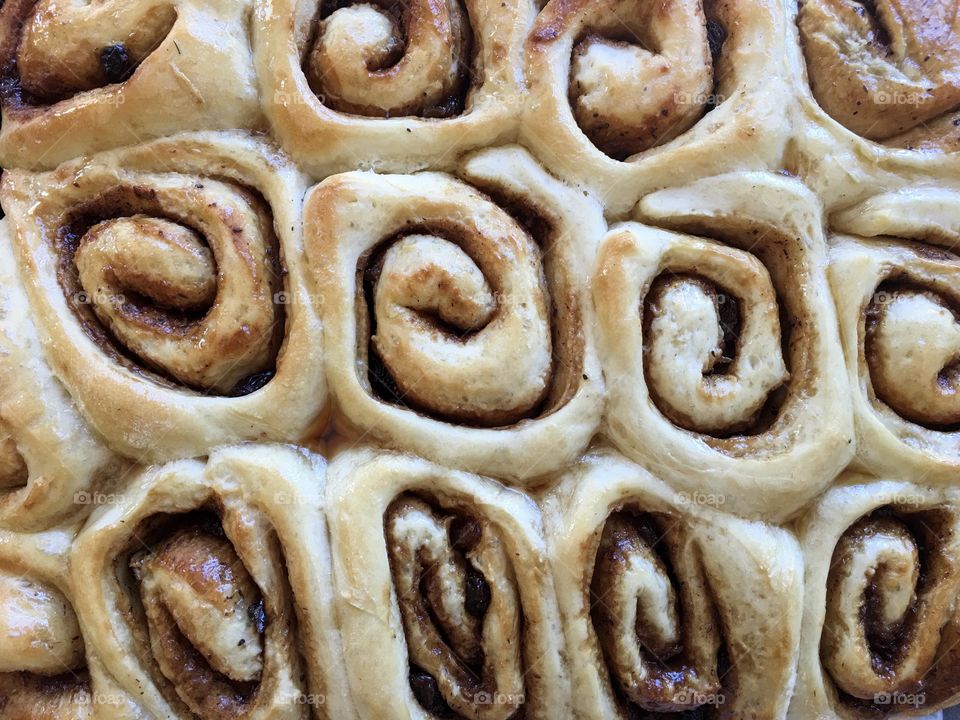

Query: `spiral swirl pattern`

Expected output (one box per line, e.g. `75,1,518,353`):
594,175,851,519
327,449,569,719
823,515,952,701
63,180,282,395
528,0,738,161
305,0,471,118
866,282,960,429
311,147,604,481
642,247,788,437
365,226,550,427
1,134,327,462
798,0,960,149
128,518,268,718
70,446,352,720
386,497,523,719
592,512,721,713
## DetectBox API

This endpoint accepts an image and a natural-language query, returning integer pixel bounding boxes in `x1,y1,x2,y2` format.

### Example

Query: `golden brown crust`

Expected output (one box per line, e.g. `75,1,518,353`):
0,221,120,531
0,0,264,170
70,444,355,720
521,0,790,214
253,0,534,178
325,447,569,720
306,146,604,483
798,0,960,148
0,133,328,463
543,449,804,719
0,528,146,719
792,475,960,718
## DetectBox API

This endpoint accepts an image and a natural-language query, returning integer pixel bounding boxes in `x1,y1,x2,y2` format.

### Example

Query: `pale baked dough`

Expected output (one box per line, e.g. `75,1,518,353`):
1,132,328,463
595,172,853,520
543,448,803,718
828,190,960,484
253,0,534,178
0,527,149,719
307,146,604,483
521,0,791,215
792,474,960,718
0,0,264,170
0,220,120,531
325,446,569,720
70,444,354,720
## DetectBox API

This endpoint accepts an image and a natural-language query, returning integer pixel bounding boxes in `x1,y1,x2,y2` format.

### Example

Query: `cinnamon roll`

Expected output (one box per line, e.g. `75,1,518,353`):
797,0,960,153
307,146,604,483
792,475,960,718
325,447,569,719
0,528,146,719
253,0,533,178
70,444,354,720
0,220,119,531
0,133,327,462
595,172,853,520
521,0,790,214
828,192,960,483
0,0,264,170
543,448,803,718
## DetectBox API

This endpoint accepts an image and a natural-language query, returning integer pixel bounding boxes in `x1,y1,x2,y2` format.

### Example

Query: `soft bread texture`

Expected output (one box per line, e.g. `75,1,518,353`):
307,146,604,484
0,220,120,531
1,0,960,717
792,476,960,718
254,0,535,177
0,133,328,462
69,444,354,720
542,449,804,719
595,173,853,520
0,527,149,719
522,0,792,215
827,186,960,485
0,0,264,170
325,447,569,720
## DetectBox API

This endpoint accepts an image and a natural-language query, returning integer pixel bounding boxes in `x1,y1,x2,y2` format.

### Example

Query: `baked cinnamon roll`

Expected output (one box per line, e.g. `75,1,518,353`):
544,449,803,718
0,133,327,462
829,190,960,483
70,444,353,720
797,0,960,153
521,0,790,214
307,146,604,483
253,0,533,178
595,172,853,520
792,475,960,717
325,447,569,719
0,528,145,719
0,0,264,170
0,220,119,531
